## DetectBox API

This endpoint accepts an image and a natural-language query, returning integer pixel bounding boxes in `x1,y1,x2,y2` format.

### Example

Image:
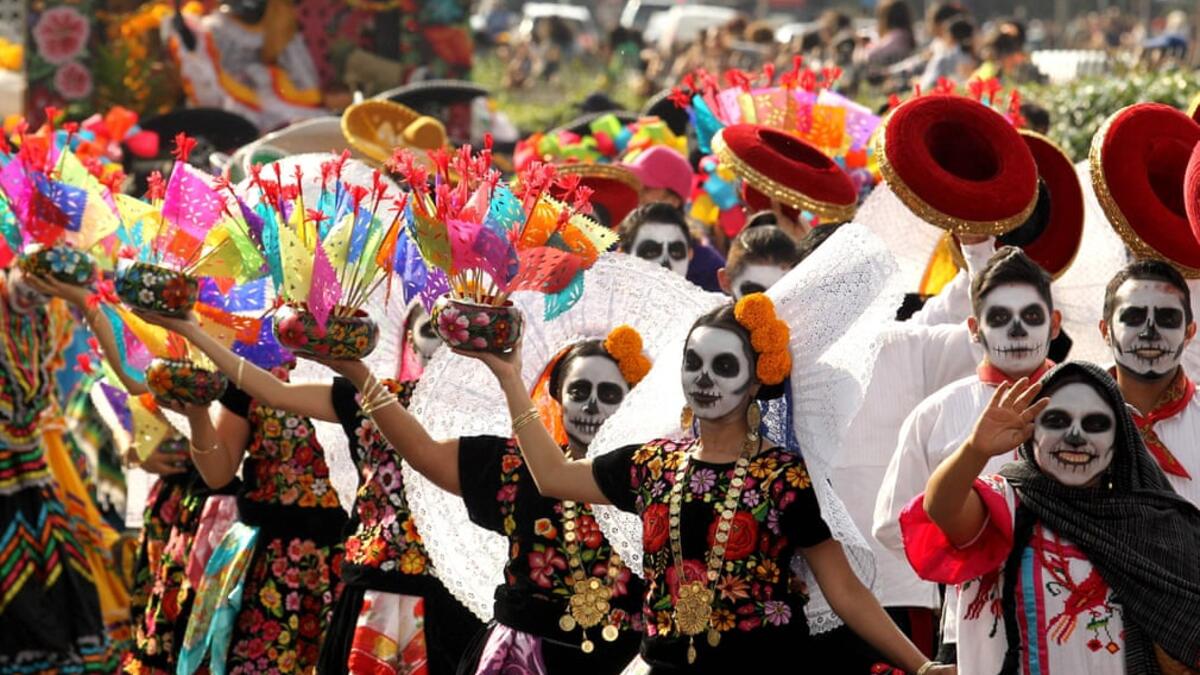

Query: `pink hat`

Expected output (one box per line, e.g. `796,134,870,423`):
624,146,693,203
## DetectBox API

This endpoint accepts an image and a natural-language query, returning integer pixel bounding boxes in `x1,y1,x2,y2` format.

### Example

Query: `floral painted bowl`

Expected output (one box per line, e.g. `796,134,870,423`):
18,245,96,286
115,262,199,318
145,358,228,406
273,303,379,360
430,295,523,352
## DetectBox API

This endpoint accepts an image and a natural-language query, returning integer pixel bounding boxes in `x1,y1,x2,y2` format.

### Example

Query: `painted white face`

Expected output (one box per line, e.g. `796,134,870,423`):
731,264,789,301
682,326,752,421
1033,382,1117,487
978,284,1051,376
632,223,689,277
409,308,442,367
1108,279,1189,381
560,355,628,448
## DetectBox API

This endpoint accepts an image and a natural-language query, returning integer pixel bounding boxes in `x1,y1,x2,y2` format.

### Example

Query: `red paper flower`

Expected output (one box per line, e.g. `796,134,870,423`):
146,171,166,201
172,133,197,163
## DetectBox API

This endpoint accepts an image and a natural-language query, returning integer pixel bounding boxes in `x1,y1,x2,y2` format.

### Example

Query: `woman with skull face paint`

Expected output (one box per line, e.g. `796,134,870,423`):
136,306,482,675
717,225,802,301
907,362,1200,674
461,293,951,674
332,326,653,674
618,204,695,280
1100,261,1200,506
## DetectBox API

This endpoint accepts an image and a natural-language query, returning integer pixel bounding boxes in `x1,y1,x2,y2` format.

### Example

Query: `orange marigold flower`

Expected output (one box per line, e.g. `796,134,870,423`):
619,354,652,387
734,293,775,330
751,320,790,353
756,350,792,385
604,325,643,360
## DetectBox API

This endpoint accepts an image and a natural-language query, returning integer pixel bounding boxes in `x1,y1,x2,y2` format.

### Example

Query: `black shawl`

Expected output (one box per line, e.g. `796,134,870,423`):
998,362,1200,674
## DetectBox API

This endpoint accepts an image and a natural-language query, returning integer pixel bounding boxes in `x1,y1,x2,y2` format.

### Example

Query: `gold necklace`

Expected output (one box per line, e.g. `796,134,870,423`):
558,499,624,652
668,436,758,664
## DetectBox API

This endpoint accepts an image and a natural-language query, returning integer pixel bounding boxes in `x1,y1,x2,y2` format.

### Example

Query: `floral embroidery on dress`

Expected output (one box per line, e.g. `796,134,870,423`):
227,537,342,674
242,406,340,509
626,439,818,639
341,380,433,576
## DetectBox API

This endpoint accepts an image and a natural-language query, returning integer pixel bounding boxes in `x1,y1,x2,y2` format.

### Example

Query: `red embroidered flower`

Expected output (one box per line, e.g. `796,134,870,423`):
53,61,93,101
642,503,669,553
33,7,89,65
527,548,567,589
706,511,759,561
576,514,603,549
1087,639,1103,652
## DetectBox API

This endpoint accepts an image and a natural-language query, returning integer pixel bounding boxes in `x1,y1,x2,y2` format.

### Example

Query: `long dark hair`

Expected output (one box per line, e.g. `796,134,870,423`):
685,304,786,402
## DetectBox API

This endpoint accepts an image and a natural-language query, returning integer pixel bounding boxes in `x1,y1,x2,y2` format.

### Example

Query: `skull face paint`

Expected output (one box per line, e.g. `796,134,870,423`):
977,283,1051,375
632,223,689,277
682,326,753,420
1033,382,1116,487
1108,279,1189,381
731,264,789,301
409,307,442,367
560,355,628,449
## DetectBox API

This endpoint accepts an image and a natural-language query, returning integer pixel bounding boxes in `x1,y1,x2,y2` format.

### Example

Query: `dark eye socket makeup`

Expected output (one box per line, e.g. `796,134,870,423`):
684,350,701,371
713,353,741,378
667,242,687,260
1082,413,1113,433
1020,304,1046,326
985,307,1013,328
597,383,624,404
636,241,664,259
567,382,592,401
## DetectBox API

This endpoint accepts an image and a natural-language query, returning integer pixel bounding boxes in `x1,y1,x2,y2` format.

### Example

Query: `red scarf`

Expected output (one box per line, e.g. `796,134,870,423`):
1115,368,1195,480
976,359,1054,386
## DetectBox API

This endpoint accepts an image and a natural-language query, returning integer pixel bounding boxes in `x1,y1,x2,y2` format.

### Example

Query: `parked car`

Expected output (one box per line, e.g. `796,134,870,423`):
619,0,675,32
517,3,599,51
645,4,739,52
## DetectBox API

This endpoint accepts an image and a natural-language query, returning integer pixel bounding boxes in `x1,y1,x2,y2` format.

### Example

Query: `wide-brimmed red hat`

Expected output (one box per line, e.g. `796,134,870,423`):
1182,142,1200,251
874,94,1038,235
555,163,642,229
1004,130,1084,279
713,124,857,225
1091,103,1200,276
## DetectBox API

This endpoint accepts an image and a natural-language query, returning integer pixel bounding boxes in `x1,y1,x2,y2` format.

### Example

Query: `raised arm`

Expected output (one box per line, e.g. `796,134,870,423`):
182,401,250,489
924,378,1046,546
315,358,463,495
134,309,338,423
465,345,610,504
23,274,148,395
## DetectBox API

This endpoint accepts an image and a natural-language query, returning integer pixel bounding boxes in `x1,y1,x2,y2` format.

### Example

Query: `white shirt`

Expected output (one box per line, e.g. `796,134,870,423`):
872,376,1019,613
1136,382,1200,507
831,242,991,609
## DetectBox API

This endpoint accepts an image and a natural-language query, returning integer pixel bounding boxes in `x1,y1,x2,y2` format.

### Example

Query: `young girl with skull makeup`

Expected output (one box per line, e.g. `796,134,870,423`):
461,293,953,674
905,362,1200,674
327,326,656,675
716,225,802,300
1100,261,1200,506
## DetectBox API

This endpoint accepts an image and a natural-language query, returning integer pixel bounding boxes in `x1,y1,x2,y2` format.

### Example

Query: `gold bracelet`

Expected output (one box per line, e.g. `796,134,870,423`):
191,440,219,456
235,357,246,390
362,392,397,416
916,662,939,675
359,376,385,411
511,407,541,435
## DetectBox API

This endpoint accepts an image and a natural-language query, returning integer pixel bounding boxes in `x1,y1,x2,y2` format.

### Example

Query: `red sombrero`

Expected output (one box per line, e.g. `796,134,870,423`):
713,124,858,225
1183,142,1200,248
874,94,1038,235
555,163,642,229
1091,103,1200,276
1007,130,1084,279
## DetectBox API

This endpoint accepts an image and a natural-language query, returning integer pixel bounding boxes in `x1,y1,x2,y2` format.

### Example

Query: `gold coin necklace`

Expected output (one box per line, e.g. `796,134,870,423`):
558,499,624,653
669,436,757,664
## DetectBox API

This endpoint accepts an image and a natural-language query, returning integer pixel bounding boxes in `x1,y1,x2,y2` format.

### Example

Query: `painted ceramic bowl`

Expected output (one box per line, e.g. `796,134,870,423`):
145,359,228,406
115,263,199,318
273,303,379,360
18,245,96,286
430,296,523,352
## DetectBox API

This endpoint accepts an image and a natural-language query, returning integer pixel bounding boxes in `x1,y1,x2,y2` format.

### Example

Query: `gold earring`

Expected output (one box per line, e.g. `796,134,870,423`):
746,401,761,441
680,404,694,430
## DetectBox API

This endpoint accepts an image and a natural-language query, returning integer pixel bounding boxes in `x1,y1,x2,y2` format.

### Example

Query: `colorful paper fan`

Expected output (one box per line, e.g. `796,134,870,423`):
233,152,409,333
390,141,615,320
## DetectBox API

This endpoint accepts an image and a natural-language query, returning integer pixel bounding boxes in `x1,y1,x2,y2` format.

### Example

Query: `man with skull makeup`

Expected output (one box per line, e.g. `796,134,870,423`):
902,363,1200,674
874,246,1060,663
618,203,694,280
1099,260,1200,505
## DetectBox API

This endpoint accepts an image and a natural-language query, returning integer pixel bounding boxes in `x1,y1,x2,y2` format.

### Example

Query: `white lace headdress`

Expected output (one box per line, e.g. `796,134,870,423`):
588,222,905,633
404,254,726,620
